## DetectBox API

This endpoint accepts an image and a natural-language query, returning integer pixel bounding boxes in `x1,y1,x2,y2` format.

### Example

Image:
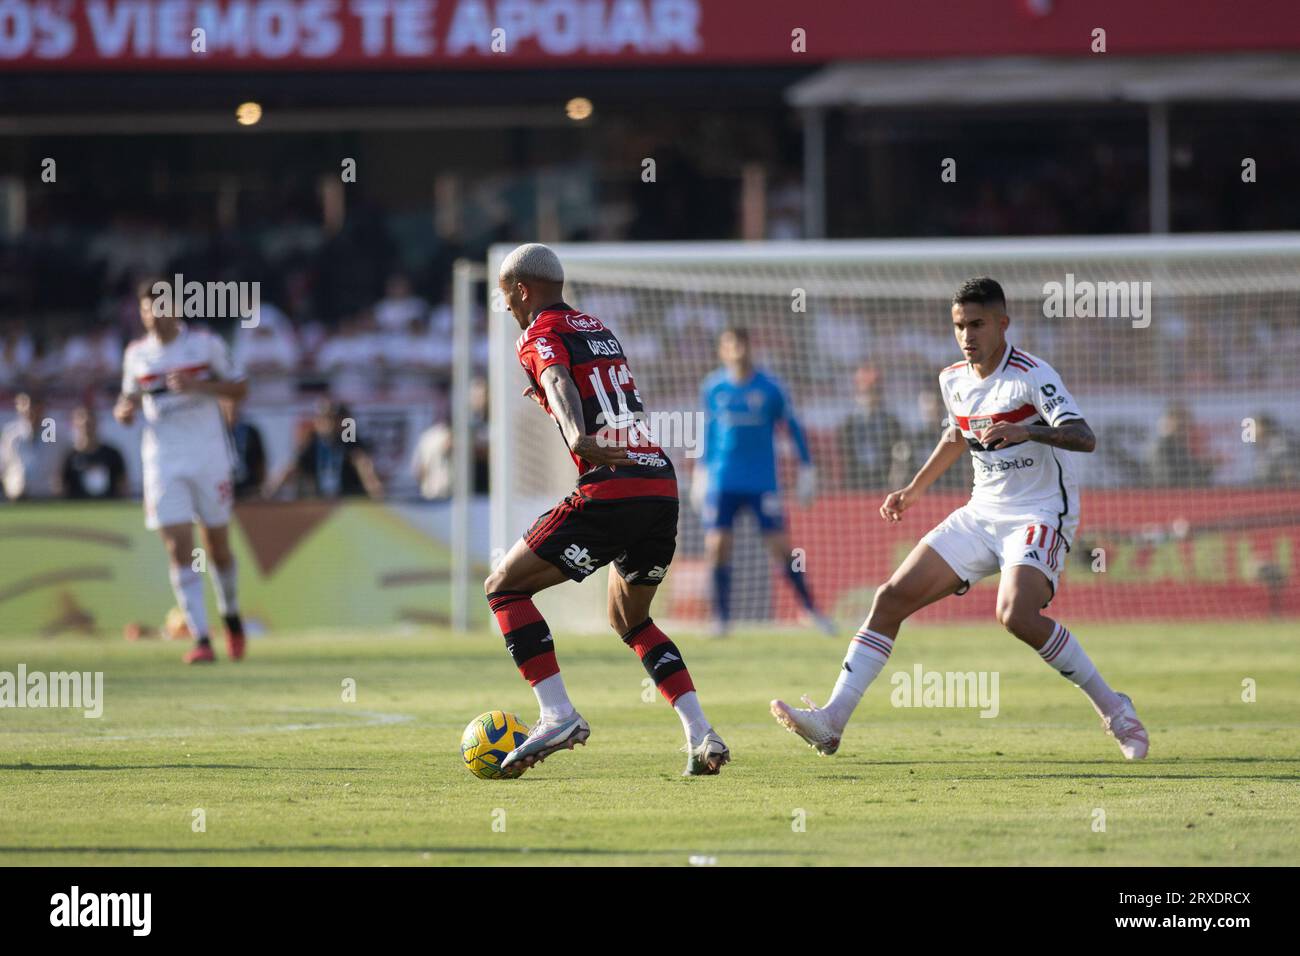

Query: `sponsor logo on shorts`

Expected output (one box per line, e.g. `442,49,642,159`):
562,543,598,574
646,565,667,580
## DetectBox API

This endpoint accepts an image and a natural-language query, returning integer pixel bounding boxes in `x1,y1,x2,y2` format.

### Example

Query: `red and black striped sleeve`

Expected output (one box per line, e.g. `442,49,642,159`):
516,321,571,384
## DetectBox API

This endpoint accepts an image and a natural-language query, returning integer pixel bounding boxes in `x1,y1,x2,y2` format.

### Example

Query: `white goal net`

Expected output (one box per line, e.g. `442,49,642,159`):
485,235,1300,634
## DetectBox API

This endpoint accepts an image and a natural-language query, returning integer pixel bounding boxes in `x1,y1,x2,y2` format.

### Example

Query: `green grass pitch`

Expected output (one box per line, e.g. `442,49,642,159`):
1,622,1297,866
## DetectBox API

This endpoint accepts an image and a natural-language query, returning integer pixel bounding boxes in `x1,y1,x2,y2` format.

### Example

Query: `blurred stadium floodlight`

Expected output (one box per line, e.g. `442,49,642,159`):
0,106,575,137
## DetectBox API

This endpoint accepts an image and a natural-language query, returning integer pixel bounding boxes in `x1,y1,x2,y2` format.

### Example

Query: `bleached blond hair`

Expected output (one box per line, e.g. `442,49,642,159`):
499,243,564,285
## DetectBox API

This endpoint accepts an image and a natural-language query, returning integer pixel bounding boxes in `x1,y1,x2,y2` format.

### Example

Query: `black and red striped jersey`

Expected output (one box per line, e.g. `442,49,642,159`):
516,305,676,501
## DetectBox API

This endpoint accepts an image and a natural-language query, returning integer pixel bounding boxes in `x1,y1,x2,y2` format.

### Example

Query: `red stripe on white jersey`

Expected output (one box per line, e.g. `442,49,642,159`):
1010,348,1039,368
136,362,211,385
954,402,1038,432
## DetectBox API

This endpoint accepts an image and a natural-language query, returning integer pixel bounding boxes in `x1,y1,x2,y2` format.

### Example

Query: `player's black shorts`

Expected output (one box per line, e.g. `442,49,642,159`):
524,491,678,585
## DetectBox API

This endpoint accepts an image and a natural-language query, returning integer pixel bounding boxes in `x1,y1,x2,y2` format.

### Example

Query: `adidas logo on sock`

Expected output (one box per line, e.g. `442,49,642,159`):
654,651,681,670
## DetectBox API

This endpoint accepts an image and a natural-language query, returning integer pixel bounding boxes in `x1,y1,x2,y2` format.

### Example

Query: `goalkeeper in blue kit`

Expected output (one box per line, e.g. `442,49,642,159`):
693,327,835,636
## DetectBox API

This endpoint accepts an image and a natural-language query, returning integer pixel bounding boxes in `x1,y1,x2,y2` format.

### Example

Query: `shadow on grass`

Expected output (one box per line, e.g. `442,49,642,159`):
1014,773,1300,782
0,845,802,858
830,757,1300,766
0,764,369,772
814,755,1300,782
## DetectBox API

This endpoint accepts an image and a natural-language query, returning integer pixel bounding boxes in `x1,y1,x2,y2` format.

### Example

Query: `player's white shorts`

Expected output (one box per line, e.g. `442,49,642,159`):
143,468,234,531
921,504,1078,601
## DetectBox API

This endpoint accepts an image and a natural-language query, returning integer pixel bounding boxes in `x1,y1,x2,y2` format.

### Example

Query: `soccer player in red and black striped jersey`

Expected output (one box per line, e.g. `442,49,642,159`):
484,243,729,777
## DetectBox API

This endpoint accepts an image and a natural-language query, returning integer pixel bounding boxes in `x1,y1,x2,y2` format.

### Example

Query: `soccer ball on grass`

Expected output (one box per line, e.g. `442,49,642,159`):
460,711,530,780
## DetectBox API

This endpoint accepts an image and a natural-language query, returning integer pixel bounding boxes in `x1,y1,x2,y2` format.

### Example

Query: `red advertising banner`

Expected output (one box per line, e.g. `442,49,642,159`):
670,489,1300,624
1,0,1298,71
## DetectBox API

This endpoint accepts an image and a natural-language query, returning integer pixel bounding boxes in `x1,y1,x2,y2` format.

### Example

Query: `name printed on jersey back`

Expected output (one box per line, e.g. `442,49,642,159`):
516,308,675,496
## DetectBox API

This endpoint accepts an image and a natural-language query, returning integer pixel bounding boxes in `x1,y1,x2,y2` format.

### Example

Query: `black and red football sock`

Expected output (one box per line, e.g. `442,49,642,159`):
622,618,694,704
487,590,559,685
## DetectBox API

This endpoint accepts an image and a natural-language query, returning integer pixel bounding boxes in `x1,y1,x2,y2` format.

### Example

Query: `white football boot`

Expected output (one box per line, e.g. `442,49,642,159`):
682,729,731,776
770,695,841,755
1102,692,1149,760
501,711,590,772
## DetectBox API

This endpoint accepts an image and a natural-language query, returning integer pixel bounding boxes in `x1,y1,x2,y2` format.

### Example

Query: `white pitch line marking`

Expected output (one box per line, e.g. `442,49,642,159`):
89,708,414,741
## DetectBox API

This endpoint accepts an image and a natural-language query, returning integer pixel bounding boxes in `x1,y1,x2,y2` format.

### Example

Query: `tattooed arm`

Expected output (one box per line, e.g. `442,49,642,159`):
982,418,1096,454
539,364,629,468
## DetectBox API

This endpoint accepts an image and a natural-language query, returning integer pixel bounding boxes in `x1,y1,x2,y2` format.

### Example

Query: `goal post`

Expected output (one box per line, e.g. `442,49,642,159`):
487,235,1300,634
450,258,485,634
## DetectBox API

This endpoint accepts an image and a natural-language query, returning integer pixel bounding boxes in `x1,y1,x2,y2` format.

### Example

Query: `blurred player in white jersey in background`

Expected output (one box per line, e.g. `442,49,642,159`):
114,280,249,664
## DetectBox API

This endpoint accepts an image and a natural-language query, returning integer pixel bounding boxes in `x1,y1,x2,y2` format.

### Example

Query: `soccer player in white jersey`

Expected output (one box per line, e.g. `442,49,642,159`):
772,277,1148,760
114,281,249,664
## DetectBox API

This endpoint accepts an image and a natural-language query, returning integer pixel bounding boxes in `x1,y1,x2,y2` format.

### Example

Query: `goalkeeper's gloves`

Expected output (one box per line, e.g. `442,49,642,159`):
796,464,817,507
690,468,710,513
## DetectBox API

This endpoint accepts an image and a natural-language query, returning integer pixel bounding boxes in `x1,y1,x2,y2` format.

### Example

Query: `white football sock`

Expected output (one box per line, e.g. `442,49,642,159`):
168,564,210,640
213,558,239,616
1039,622,1123,717
532,672,575,722
672,691,711,747
824,629,894,730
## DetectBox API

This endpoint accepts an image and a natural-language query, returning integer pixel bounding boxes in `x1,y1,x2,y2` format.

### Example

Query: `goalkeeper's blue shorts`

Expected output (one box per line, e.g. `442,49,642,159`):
701,489,784,533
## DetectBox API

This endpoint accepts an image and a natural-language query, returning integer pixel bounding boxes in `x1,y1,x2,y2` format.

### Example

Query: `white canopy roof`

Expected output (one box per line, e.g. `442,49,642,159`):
786,53,1300,109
